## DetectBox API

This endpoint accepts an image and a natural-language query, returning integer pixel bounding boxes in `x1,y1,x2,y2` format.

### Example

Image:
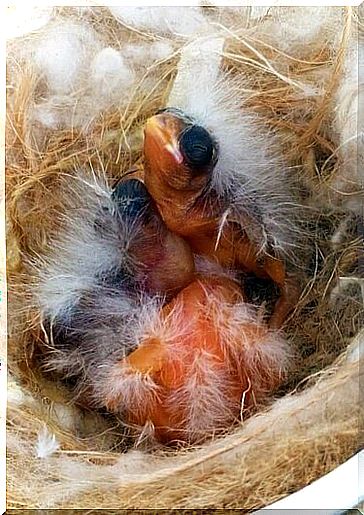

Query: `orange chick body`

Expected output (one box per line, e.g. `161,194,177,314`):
104,276,291,444
143,112,298,328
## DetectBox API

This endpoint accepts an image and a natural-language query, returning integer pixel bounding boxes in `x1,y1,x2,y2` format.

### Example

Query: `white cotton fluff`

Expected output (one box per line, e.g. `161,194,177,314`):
168,36,225,108
123,44,148,66
32,103,58,129
5,6,53,39
346,331,364,364
90,47,135,100
32,95,74,129
330,33,364,214
274,7,332,48
30,20,175,130
7,377,30,407
109,6,207,37
36,426,60,458
119,41,174,97
123,41,174,69
148,41,174,61
33,22,101,95
31,25,139,129
258,7,342,57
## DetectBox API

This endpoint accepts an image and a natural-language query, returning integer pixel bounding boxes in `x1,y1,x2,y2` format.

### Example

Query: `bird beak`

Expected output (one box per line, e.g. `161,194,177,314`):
145,115,184,165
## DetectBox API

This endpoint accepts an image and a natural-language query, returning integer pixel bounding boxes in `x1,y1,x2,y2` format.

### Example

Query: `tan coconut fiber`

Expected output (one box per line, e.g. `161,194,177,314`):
6,5,364,510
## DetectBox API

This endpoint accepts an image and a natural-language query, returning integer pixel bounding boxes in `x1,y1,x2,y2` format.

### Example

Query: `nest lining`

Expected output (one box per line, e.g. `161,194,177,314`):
5,5,364,510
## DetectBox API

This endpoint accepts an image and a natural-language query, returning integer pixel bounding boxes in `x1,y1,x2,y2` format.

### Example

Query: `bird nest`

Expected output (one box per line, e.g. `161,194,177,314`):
5,5,363,510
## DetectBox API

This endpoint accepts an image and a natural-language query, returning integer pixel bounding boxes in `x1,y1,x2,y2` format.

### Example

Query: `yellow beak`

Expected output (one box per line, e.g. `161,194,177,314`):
145,115,184,164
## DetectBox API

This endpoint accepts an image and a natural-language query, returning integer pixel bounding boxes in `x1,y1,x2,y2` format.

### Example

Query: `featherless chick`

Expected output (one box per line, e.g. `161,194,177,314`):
110,275,292,443
143,84,303,328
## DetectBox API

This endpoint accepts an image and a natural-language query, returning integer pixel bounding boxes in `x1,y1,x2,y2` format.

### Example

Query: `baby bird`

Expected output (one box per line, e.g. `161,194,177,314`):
104,275,292,443
143,103,301,328
112,178,195,297
34,175,194,409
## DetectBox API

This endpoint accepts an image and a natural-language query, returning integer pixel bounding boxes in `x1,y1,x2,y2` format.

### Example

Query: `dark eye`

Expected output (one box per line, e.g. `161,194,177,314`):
179,125,216,168
112,179,152,220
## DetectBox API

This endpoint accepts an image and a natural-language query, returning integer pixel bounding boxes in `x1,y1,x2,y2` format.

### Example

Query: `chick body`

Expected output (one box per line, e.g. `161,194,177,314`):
105,276,291,443
33,175,194,408
143,109,299,328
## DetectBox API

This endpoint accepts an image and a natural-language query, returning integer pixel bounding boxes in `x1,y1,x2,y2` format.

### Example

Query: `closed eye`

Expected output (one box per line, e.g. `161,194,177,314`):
179,125,218,169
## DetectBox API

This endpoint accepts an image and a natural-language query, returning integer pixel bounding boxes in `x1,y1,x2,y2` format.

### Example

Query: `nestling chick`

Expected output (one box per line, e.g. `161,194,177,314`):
143,104,301,328
112,178,195,296
103,275,292,443
34,175,194,408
